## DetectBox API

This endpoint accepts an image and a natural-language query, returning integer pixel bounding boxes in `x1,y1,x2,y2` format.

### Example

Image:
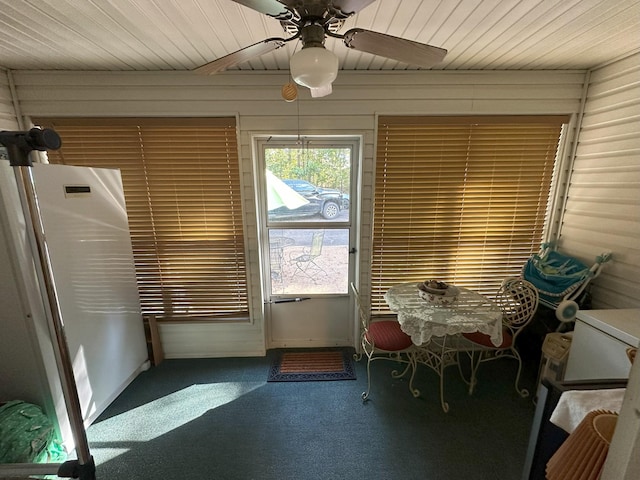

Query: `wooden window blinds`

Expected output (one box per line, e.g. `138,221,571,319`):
34,117,248,322
372,115,568,312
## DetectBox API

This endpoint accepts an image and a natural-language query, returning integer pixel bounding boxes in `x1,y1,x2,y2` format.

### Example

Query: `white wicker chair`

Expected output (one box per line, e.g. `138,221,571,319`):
459,277,539,397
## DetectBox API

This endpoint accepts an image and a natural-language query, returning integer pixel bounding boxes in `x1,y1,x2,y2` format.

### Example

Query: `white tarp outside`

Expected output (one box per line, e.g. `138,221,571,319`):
266,170,309,211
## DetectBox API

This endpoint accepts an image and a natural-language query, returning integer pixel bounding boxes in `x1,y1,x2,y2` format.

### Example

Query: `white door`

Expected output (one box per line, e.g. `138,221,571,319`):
257,137,358,348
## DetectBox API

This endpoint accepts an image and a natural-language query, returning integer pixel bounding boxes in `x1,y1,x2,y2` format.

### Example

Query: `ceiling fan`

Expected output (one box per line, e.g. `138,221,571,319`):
193,0,447,97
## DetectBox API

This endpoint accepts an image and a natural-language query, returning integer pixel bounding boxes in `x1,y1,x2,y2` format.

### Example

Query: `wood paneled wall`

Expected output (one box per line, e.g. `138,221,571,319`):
5,69,587,357
560,53,640,309
0,70,19,129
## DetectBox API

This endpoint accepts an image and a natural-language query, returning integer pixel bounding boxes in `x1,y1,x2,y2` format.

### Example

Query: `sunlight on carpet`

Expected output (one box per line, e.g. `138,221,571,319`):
87,382,263,462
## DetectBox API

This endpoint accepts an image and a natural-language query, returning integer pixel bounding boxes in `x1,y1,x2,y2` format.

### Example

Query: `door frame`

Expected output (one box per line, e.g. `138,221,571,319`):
254,134,361,349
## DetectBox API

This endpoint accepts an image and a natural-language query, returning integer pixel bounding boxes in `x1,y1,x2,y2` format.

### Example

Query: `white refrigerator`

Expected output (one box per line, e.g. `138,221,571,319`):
0,162,148,452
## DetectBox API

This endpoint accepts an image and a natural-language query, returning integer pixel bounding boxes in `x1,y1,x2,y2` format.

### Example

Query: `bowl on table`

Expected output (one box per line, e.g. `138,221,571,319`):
417,280,460,306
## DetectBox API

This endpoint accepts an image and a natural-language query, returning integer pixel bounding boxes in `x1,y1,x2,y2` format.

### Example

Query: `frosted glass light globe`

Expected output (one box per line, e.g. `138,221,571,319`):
290,47,339,89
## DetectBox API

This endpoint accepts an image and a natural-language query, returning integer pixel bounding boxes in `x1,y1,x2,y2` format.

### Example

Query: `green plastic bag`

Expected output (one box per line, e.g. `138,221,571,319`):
0,400,66,464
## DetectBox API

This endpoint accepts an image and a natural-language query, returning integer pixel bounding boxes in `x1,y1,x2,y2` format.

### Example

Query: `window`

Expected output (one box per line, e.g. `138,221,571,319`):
372,115,568,312
34,117,247,322
261,140,352,295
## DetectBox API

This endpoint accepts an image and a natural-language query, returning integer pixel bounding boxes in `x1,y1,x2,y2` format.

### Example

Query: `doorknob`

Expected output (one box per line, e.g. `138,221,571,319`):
349,247,357,254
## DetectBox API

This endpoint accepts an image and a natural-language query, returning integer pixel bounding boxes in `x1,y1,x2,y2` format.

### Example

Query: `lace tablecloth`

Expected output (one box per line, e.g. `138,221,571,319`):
384,282,503,347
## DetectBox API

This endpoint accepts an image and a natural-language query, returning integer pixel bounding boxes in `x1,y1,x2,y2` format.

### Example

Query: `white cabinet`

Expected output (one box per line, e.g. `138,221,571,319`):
564,309,640,381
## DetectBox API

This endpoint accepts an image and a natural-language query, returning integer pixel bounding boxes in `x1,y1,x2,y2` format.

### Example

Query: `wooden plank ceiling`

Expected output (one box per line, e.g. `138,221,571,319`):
0,0,638,72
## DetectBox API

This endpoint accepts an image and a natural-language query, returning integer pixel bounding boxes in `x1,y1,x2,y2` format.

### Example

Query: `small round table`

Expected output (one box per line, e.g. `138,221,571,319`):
384,282,503,411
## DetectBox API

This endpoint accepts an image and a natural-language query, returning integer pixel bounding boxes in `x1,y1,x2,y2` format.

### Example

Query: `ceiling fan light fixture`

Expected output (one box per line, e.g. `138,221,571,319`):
310,84,332,98
290,46,339,90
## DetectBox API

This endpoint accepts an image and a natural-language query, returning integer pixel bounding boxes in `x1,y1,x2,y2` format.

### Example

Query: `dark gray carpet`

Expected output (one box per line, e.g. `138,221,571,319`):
85,349,537,480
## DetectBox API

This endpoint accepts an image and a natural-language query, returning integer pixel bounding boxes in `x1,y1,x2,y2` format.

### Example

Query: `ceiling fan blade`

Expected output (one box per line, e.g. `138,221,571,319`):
230,0,293,20
343,28,447,68
193,38,287,75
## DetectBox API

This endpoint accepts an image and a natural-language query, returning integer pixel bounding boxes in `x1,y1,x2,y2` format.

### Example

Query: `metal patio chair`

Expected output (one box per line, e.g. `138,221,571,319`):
458,277,539,397
351,282,416,402
290,231,327,280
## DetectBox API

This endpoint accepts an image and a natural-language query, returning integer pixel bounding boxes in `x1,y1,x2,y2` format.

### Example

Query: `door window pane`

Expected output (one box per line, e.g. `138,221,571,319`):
265,147,350,224
269,228,349,295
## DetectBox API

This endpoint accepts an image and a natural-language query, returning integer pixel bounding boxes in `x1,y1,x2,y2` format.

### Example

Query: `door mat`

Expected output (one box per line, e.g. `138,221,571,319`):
267,348,356,382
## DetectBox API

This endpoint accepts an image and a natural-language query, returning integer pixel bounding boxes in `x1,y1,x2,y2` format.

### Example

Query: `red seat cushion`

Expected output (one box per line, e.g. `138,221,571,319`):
366,320,414,351
462,328,513,349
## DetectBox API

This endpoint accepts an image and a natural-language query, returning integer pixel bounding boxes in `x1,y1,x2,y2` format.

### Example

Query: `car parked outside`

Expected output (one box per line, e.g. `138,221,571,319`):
286,179,349,210
313,185,350,210
268,179,344,220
